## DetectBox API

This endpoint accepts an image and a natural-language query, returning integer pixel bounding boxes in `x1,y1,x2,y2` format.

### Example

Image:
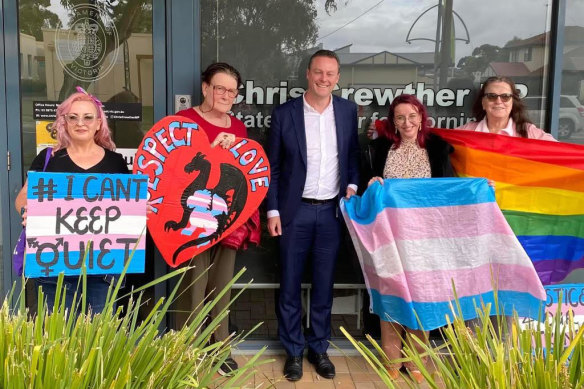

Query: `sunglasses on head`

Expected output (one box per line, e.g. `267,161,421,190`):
484,93,513,102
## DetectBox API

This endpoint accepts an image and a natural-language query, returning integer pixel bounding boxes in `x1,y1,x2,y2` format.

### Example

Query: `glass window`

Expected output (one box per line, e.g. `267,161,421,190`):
558,0,584,145
201,0,553,339
18,0,154,172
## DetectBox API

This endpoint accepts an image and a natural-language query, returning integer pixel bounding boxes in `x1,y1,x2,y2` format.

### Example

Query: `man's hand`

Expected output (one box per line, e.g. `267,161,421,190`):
345,187,356,199
267,216,282,236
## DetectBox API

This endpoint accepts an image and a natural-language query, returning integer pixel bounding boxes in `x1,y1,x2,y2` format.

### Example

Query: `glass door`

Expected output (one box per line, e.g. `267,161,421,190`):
13,0,155,304
18,0,154,172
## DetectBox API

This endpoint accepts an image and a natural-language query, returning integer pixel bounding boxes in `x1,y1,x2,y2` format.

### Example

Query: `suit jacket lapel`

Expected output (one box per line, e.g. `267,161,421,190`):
291,97,307,167
332,96,344,160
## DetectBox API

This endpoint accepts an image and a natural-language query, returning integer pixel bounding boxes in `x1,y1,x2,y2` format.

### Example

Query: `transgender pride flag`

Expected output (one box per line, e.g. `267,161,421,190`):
341,178,545,330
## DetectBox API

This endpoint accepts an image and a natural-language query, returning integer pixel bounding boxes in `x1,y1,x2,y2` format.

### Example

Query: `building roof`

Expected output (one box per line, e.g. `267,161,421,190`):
488,62,531,76
335,44,434,66
563,46,584,71
393,52,435,65
505,26,584,48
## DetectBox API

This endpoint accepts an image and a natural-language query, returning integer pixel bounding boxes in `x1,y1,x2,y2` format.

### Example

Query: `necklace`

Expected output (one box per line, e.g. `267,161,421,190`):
196,106,229,128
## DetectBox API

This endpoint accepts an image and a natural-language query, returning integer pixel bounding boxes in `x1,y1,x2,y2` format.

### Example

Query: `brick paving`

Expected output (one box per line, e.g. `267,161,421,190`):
228,354,436,389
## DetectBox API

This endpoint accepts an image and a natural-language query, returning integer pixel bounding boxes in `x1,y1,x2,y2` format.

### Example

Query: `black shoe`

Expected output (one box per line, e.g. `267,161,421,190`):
307,349,335,379
283,355,303,381
218,356,238,376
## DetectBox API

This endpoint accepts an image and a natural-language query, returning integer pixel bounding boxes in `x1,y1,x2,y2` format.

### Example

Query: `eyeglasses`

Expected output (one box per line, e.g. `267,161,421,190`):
212,84,238,98
64,114,97,125
394,113,420,125
484,93,513,102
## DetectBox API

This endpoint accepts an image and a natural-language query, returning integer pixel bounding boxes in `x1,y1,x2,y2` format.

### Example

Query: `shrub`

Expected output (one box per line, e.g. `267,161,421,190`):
343,301,584,388
0,265,270,388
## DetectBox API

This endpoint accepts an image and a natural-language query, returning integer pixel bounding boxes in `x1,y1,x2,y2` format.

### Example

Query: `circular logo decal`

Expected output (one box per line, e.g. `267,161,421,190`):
55,4,119,82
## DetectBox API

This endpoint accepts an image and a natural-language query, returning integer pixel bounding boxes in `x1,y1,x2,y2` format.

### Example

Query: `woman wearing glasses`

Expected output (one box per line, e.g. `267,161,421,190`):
15,87,128,313
174,62,259,376
458,76,556,141
365,94,454,383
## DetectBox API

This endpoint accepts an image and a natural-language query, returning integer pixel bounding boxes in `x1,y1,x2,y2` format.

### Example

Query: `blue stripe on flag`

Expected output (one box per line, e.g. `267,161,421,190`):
25,249,145,277
518,235,584,262
343,177,494,225
369,289,544,330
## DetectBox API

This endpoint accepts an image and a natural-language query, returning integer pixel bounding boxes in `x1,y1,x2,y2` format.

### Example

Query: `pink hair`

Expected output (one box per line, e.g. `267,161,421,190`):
52,92,116,152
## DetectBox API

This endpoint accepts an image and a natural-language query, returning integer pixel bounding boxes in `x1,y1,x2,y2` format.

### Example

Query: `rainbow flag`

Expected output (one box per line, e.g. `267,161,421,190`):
341,178,545,330
434,129,584,285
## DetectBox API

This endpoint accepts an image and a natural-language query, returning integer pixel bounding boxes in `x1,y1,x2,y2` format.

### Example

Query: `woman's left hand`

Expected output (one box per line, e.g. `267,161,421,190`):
488,179,496,189
368,177,383,187
211,132,236,149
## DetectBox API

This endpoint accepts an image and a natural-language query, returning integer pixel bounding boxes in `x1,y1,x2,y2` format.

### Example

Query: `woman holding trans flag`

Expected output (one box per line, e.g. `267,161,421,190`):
364,94,455,383
15,87,129,314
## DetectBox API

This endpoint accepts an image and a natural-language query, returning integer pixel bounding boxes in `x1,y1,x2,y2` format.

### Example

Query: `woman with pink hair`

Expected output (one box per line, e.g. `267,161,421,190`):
15,87,128,314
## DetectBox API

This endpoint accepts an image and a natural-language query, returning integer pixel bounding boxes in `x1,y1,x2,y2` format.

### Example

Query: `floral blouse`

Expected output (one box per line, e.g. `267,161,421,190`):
383,138,431,179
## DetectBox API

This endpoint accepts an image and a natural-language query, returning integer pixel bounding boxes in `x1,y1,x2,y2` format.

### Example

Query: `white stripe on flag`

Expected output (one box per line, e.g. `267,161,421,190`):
27,215,146,236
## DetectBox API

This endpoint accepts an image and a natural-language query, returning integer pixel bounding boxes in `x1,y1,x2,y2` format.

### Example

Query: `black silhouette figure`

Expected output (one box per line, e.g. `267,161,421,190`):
165,152,248,265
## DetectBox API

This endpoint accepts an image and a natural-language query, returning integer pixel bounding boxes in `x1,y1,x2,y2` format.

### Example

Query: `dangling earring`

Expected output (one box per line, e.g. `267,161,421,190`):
395,127,398,134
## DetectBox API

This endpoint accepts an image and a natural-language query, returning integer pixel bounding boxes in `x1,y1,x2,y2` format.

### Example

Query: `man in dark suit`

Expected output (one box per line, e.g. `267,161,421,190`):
266,50,360,381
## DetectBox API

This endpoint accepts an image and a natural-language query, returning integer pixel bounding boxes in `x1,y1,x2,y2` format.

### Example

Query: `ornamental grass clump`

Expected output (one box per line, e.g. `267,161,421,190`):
343,298,584,388
0,264,269,388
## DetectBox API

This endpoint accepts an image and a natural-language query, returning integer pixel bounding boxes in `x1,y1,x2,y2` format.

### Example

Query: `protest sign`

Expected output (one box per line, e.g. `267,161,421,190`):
134,116,270,267
521,284,584,342
25,172,148,277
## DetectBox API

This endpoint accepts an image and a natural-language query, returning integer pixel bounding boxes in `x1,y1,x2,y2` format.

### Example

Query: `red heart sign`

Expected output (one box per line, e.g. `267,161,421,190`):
133,115,270,267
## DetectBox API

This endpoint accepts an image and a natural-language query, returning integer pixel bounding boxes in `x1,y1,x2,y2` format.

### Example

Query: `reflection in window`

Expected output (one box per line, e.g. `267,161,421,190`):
559,0,584,145
18,0,154,170
201,0,559,339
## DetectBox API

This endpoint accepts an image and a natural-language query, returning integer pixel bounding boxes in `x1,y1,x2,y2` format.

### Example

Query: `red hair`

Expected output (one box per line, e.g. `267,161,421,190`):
376,94,431,149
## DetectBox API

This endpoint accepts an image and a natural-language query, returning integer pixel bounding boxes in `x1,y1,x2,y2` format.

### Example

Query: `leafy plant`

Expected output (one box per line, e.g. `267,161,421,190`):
343,301,584,388
1,261,270,388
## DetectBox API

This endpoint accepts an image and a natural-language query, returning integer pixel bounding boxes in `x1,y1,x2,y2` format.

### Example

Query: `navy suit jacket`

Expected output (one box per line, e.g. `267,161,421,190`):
266,95,360,226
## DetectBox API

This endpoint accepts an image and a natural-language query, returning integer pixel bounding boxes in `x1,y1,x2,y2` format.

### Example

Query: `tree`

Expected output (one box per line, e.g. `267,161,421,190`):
58,0,151,99
19,0,61,41
201,0,318,84
457,44,506,76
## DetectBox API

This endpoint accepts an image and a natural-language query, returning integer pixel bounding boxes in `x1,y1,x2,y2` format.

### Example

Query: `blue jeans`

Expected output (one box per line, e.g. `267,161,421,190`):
36,276,111,314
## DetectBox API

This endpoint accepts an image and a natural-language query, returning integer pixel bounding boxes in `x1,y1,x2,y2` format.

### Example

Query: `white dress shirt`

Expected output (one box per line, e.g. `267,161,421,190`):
267,95,357,219
301,95,340,199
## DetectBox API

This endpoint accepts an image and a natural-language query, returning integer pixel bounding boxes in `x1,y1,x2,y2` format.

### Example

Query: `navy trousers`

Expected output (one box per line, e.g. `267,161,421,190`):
278,201,341,356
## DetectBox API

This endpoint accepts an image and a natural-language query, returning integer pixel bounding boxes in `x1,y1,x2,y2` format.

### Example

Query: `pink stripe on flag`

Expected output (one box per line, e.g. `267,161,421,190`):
362,262,546,303
26,234,146,251
352,202,513,252
190,211,219,223
186,197,228,211
28,198,147,217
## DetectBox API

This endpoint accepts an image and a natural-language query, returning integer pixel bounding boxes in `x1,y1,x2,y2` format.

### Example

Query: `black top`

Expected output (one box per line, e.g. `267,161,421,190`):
30,147,129,174
369,133,455,179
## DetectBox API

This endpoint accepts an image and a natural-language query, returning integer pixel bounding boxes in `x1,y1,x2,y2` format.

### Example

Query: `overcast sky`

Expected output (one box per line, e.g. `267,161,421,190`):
315,0,584,62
